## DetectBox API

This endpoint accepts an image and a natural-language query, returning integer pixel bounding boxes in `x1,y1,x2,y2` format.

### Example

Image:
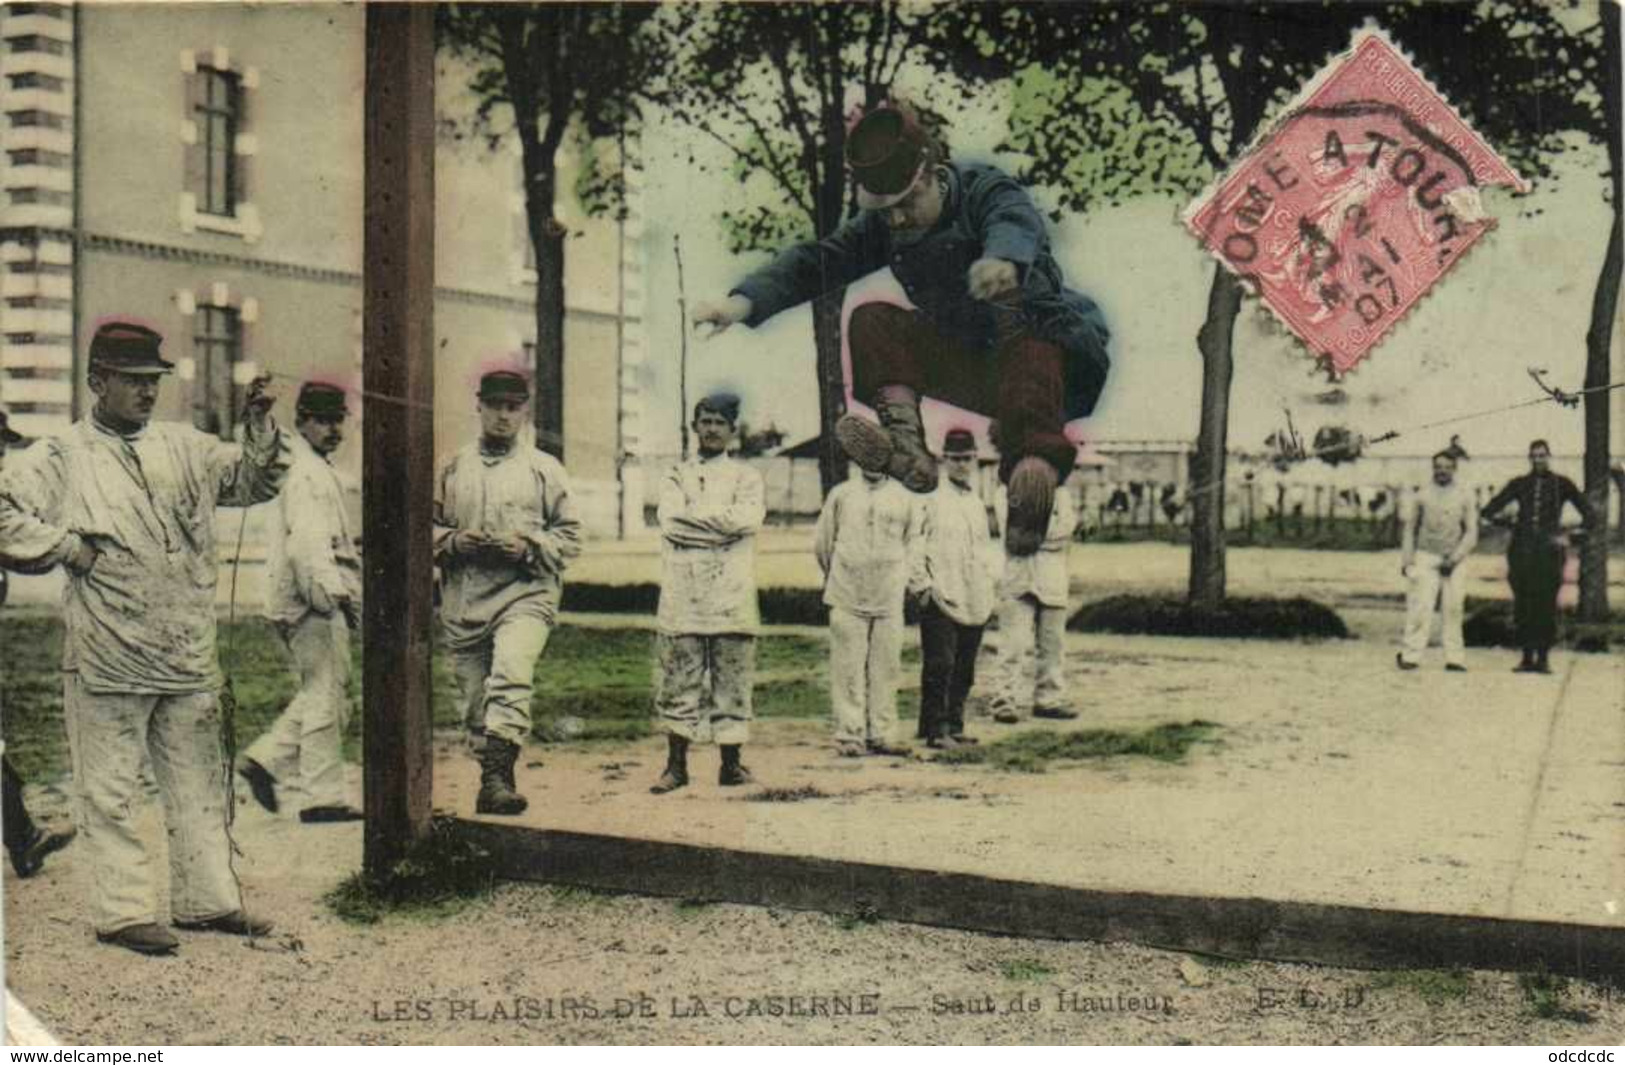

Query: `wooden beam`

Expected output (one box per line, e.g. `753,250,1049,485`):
362,2,436,877
452,822,1625,984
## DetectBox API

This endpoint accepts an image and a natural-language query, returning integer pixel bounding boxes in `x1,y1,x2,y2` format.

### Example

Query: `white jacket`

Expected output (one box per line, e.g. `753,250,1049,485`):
657,453,765,636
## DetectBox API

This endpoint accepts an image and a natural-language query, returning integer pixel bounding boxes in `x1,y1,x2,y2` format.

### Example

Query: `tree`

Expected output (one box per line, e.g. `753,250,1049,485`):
438,3,658,460
947,2,1365,604
646,2,948,493
1387,1,1612,618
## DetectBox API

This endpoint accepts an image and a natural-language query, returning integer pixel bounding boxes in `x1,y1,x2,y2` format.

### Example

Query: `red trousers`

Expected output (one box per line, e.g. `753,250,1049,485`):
848,302,1074,480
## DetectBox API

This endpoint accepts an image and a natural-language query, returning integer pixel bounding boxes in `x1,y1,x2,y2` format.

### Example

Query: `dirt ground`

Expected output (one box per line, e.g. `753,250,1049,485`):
6,819,1624,1046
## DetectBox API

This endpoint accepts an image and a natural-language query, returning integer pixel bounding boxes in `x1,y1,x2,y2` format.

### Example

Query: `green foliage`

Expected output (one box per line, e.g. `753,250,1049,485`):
323,818,495,925
1068,594,1350,640
999,958,1056,982
1518,970,1596,1024
1462,598,1625,652
1370,969,1472,1007
935,721,1219,773
745,784,831,804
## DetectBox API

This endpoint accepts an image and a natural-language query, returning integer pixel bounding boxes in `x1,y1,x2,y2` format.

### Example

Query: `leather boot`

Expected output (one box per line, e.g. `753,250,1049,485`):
476,736,528,815
718,744,754,787
872,384,938,493
1006,456,1058,557
650,734,689,794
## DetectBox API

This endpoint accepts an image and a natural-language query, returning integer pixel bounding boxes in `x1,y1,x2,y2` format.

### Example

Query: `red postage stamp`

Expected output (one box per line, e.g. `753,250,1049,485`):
1182,32,1530,376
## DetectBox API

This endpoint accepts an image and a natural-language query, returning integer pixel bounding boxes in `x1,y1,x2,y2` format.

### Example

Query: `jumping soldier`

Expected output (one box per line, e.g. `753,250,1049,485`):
692,103,1110,557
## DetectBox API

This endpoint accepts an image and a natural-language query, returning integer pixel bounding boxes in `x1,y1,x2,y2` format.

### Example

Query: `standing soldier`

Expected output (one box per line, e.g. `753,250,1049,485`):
239,381,362,822
434,370,581,816
814,419,926,758
1396,450,1477,673
651,393,766,793
914,427,998,749
0,408,75,879
990,480,1079,723
0,321,288,955
1480,440,1594,675
692,103,1111,556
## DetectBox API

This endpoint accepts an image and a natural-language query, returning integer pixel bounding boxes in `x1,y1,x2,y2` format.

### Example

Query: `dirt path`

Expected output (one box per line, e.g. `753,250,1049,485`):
7,835,1624,1045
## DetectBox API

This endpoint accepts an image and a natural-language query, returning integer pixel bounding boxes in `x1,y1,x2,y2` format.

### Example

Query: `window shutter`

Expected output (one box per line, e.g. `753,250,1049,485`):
182,66,204,204
231,75,249,211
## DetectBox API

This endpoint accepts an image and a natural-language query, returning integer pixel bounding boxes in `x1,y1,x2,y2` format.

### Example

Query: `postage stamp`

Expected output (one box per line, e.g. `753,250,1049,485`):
1182,33,1531,376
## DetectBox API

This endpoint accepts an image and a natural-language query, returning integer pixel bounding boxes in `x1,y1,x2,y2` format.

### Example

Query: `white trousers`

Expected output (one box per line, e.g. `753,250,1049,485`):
828,607,903,745
244,612,352,810
654,633,754,745
991,594,1069,717
451,612,553,748
1401,552,1466,667
64,674,240,934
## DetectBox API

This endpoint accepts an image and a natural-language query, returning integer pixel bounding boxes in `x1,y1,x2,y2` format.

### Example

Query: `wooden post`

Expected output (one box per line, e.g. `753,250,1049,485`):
362,2,435,877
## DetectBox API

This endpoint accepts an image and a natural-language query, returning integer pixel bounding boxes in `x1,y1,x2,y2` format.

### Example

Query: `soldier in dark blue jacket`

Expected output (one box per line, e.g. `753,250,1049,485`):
692,105,1110,555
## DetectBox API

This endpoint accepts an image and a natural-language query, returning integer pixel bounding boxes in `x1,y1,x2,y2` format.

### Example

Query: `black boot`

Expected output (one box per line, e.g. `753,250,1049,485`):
1535,649,1552,674
1514,649,1537,673
476,737,528,816
718,744,754,787
650,734,689,794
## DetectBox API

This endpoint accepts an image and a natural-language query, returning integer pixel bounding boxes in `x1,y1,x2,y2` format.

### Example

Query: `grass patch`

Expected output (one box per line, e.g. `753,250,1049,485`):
673,898,715,918
1518,971,1596,1024
745,784,830,803
1370,969,1472,1006
323,818,495,925
1463,598,1625,652
1069,594,1349,640
1000,958,1056,982
937,721,1218,773
832,902,883,931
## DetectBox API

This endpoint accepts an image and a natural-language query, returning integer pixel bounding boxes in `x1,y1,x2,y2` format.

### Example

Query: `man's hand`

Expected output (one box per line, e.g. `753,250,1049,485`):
1400,559,1414,579
65,537,100,576
691,294,753,340
242,374,276,432
449,530,493,558
489,534,529,564
310,583,337,616
1438,559,1457,577
967,258,1019,301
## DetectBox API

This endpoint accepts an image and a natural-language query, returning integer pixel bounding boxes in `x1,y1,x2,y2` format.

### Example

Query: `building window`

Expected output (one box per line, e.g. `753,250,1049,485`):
194,66,240,217
193,305,242,438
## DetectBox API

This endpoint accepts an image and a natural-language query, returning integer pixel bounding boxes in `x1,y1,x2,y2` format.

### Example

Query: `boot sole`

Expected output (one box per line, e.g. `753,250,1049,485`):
835,416,892,472
1006,458,1056,556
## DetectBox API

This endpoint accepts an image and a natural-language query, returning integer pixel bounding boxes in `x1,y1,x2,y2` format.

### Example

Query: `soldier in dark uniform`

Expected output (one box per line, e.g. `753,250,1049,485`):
0,410,75,878
692,104,1110,557
1480,440,1595,674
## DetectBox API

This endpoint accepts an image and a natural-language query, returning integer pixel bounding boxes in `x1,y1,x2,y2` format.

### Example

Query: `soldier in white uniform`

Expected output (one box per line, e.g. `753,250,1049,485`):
814,419,927,757
914,427,998,749
0,409,75,879
650,393,766,793
1397,450,1478,672
239,381,362,823
991,482,1079,723
434,370,581,816
0,322,288,955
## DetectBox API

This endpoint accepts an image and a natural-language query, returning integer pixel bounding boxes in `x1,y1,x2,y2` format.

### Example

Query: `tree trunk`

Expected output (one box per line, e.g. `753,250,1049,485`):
1580,209,1619,621
1579,0,1621,622
1187,266,1242,606
812,289,849,495
528,161,567,460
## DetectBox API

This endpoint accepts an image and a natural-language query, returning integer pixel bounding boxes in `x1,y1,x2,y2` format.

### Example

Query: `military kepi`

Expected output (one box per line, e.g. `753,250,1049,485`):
89,321,173,375
694,390,741,424
296,381,349,417
478,370,530,401
847,105,929,211
942,427,978,454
